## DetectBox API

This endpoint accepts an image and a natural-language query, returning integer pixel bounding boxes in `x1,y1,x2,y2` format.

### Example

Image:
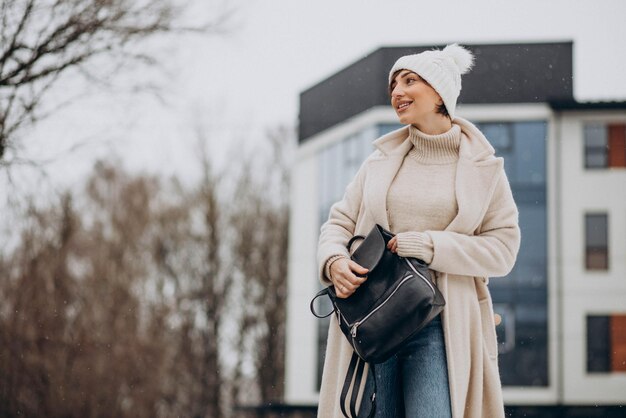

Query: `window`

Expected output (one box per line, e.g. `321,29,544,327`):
584,122,626,169
587,314,626,373
585,213,609,270
480,123,513,152
475,121,549,387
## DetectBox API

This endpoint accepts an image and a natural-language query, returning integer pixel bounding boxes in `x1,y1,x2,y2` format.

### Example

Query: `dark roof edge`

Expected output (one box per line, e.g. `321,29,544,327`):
300,40,575,97
549,99,626,111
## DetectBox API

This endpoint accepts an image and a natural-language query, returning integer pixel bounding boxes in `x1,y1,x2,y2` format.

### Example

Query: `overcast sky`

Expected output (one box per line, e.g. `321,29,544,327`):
5,0,626,194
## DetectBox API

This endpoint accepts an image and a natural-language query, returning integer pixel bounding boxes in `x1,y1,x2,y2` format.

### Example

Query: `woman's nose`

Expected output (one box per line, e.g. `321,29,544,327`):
391,85,404,98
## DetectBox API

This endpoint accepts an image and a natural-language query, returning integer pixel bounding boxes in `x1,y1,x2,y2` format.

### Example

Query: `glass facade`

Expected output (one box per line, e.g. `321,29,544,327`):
475,121,549,387
316,120,549,388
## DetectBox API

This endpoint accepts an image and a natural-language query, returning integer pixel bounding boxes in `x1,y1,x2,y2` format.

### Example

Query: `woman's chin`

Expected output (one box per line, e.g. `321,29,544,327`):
397,113,417,125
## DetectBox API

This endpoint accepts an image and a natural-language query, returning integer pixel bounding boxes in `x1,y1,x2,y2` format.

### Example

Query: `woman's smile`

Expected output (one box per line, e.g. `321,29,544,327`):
396,100,413,112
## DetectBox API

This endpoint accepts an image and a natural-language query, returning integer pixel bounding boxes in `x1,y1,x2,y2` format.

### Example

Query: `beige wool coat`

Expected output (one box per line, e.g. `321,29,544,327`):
316,117,521,418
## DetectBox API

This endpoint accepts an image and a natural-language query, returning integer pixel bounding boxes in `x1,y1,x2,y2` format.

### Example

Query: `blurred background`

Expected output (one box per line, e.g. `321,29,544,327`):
1,1,625,417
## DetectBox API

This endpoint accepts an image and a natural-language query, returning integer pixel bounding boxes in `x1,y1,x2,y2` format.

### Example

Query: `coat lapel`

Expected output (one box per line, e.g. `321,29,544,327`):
365,126,413,230
445,150,503,235
446,117,504,234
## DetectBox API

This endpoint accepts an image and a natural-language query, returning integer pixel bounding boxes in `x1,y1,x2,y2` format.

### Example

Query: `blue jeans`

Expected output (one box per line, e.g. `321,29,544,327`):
359,315,452,418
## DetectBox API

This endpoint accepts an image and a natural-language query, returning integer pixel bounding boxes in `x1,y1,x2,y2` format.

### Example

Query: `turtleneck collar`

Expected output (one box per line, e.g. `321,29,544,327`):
407,123,461,164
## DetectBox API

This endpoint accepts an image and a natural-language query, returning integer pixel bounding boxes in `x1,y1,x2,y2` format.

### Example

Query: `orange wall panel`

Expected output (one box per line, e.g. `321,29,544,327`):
610,315,626,372
608,124,626,167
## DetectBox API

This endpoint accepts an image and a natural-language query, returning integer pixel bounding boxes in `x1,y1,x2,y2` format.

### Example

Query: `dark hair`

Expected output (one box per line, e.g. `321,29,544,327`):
436,103,450,118
389,70,450,119
388,70,403,96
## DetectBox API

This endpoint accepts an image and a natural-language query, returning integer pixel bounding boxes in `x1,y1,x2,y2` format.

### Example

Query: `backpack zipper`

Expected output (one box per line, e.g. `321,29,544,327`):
350,273,414,340
403,258,436,296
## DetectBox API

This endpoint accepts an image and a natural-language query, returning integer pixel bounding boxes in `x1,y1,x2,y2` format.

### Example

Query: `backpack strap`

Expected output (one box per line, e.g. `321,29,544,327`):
309,288,334,318
340,353,359,417
340,353,377,418
349,358,366,417
347,235,366,253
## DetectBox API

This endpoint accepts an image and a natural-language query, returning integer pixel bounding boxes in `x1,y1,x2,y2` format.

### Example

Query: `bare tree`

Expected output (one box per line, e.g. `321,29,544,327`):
0,163,172,417
229,125,293,412
0,125,293,418
0,0,232,163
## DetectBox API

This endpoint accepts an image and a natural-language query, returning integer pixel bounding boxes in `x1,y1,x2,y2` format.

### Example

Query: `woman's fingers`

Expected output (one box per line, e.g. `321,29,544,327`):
337,266,369,299
334,276,355,298
387,236,398,253
330,258,371,298
348,260,369,277
339,274,360,291
330,260,354,298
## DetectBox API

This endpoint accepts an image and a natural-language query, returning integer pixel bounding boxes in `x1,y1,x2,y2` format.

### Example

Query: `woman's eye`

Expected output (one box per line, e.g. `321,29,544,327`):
407,77,417,84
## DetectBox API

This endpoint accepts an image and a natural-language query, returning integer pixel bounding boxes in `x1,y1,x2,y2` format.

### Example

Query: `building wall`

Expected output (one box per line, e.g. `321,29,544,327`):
556,111,626,404
285,153,320,405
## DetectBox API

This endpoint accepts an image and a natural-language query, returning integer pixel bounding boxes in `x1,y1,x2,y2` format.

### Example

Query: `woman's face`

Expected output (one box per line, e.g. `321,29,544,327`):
389,70,444,125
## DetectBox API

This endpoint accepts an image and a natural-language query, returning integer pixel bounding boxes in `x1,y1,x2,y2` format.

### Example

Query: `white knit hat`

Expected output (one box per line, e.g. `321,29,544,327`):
388,44,475,119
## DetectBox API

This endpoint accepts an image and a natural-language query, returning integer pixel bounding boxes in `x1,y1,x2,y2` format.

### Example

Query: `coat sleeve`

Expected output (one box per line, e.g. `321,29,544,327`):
426,168,521,278
316,157,372,286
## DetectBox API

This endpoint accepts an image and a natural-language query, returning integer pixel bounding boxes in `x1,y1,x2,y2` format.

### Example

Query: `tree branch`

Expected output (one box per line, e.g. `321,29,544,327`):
0,0,233,163
0,0,35,74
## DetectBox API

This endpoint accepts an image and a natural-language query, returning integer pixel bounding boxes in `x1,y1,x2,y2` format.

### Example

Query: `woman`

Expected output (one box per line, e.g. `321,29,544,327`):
316,44,521,418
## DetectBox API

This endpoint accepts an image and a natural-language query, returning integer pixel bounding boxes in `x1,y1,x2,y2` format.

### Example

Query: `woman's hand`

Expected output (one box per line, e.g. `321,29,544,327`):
329,258,369,299
387,236,398,253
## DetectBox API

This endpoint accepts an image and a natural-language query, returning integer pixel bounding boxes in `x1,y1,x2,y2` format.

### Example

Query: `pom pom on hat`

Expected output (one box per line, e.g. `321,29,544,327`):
388,43,475,119
442,43,474,75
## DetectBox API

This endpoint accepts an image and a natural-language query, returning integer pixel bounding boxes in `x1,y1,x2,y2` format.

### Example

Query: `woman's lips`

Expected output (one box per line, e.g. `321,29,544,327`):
397,102,412,113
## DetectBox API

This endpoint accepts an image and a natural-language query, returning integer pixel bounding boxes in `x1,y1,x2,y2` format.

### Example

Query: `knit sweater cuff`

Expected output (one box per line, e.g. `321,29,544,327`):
395,231,434,264
324,254,349,281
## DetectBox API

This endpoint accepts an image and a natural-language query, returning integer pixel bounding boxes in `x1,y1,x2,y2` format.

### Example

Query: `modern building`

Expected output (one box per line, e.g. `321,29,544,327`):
285,41,626,417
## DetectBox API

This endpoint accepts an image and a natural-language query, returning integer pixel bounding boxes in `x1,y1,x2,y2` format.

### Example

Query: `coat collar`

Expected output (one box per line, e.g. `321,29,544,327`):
366,117,503,234
372,116,496,161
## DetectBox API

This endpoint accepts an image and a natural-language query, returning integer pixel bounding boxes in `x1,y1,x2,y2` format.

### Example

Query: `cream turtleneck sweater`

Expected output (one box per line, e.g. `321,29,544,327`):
387,123,461,263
